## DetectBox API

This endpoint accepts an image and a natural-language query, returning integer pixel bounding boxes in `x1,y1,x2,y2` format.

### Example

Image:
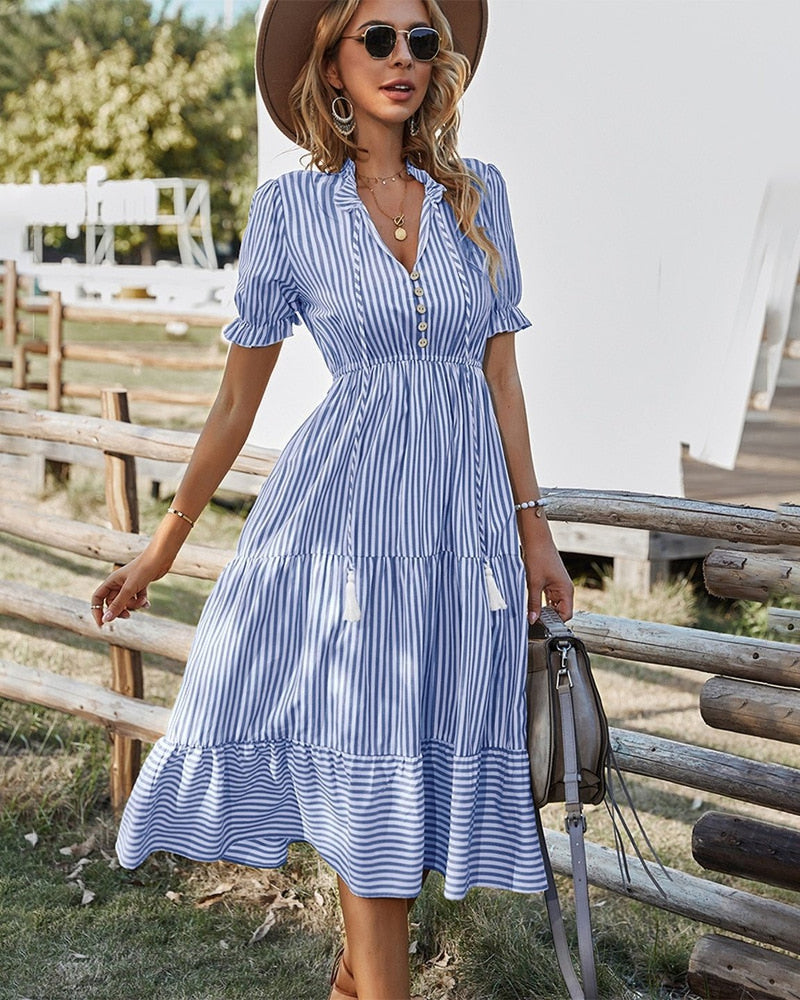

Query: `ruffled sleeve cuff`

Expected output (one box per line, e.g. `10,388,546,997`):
222,314,295,349
488,303,532,338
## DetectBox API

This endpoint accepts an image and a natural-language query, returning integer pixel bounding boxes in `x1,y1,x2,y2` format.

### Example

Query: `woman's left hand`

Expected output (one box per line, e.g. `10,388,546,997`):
522,541,574,623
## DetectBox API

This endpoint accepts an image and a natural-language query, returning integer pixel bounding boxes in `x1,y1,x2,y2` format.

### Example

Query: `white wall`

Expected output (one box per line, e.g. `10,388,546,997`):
252,0,800,496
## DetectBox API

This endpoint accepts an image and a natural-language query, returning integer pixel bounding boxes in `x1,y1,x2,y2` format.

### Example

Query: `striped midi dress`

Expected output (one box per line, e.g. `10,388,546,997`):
115,156,548,901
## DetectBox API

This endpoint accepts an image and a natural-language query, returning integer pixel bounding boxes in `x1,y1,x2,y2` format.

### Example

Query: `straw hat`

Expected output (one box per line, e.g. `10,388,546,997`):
256,0,489,141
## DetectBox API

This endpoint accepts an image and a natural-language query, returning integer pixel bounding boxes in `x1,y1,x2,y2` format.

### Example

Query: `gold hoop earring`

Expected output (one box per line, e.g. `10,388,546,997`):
331,94,355,136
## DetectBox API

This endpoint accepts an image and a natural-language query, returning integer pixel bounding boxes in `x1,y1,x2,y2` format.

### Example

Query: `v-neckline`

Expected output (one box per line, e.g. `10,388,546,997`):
338,159,445,279
358,180,424,278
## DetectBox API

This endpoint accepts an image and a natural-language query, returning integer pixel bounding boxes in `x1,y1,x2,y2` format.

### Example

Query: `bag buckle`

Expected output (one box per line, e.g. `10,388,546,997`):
565,809,587,834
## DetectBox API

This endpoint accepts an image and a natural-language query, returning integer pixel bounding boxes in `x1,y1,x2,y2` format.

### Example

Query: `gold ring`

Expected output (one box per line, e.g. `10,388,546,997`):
91,604,103,609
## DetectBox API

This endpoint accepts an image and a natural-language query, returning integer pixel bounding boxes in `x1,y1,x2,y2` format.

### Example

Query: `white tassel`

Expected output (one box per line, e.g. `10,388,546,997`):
484,559,507,611
343,566,362,621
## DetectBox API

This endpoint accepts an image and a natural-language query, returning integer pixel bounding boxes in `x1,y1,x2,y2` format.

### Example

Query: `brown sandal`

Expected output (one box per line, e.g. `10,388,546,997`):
329,944,358,1000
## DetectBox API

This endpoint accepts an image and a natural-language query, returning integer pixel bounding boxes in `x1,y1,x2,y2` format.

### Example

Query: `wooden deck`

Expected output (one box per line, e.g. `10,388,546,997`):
683,384,800,508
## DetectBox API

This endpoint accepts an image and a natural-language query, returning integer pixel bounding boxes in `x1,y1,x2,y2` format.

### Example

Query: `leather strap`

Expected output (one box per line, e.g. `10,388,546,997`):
538,605,573,638
534,629,600,1000
534,806,585,1000
557,644,598,998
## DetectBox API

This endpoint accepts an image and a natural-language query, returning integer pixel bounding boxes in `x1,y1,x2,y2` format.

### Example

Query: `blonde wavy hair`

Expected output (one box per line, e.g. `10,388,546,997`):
288,0,502,287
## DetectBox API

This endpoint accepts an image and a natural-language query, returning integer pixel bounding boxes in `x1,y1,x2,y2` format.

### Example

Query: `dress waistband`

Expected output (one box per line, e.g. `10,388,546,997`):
331,356,483,379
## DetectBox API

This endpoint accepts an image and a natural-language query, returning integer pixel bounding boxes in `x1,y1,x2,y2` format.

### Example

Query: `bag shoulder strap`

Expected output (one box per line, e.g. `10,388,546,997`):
557,661,599,999
534,618,600,1000
534,808,585,1000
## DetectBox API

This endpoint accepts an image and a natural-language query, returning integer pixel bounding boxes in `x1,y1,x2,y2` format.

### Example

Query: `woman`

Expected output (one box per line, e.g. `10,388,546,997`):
92,1,574,997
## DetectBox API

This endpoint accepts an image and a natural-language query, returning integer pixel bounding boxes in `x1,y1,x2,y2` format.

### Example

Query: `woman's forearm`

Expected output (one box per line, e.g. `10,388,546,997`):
484,366,556,554
146,343,283,567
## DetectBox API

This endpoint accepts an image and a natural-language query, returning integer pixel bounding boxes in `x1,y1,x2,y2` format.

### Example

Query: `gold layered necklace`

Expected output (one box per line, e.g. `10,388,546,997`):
356,167,411,242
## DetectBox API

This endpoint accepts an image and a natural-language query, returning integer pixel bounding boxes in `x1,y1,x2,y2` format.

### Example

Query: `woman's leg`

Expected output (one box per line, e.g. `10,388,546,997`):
335,870,431,999
337,875,420,1000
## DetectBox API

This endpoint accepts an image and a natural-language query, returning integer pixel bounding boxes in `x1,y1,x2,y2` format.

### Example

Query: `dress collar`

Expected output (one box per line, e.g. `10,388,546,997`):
332,156,445,212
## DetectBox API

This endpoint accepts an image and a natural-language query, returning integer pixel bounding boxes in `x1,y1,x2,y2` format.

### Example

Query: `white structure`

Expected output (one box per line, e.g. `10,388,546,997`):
0,167,217,268
252,0,800,497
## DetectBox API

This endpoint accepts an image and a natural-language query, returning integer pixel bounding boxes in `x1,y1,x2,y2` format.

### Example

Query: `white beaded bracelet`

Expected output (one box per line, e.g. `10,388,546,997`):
514,498,546,516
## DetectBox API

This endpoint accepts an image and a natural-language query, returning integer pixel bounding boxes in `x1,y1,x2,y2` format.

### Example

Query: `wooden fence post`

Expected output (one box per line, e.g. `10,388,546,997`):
100,388,144,815
47,291,64,412
3,260,18,348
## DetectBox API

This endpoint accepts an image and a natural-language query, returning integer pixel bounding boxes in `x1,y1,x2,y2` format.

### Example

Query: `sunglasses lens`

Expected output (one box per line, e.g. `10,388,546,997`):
363,25,397,58
408,27,440,61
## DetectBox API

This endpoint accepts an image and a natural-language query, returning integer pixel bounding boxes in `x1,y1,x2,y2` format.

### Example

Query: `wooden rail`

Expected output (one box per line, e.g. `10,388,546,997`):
767,606,800,638
0,580,193,665
704,548,800,601
540,488,800,545
544,832,800,956
688,934,800,1000
700,676,800,744
573,612,800,687
7,288,231,411
0,659,169,741
0,391,279,477
692,812,800,892
0,501,230,579
609,729,800,816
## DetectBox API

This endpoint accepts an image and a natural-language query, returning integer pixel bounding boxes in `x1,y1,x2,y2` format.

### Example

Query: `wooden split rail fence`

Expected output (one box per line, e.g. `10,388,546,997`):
1,387,800,998
1,261,230,410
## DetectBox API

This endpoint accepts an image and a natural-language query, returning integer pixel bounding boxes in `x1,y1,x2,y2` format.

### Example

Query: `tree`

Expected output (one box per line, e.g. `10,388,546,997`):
0,26,231,180
0,0,219,106
0,2,258,260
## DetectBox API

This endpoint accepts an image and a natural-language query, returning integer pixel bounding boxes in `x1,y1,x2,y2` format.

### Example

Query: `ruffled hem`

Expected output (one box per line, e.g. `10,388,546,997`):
222,314,295,348
115,736,547,901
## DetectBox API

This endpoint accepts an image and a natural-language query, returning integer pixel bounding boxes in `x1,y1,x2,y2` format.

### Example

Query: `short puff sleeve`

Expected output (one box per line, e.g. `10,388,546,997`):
223,179,301,348
479,162,532,337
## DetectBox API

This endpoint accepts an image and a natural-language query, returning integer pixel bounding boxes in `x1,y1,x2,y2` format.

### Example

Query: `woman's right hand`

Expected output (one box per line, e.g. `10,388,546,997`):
91,549,171,627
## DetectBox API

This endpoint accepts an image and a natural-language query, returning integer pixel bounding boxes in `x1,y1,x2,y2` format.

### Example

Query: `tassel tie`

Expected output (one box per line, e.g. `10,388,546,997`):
484,559,507,611
343,566,362,622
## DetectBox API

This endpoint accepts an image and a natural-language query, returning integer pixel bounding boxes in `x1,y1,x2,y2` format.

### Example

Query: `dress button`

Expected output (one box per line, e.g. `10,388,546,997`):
416,303,426,314
417,337,428,348
410,270,420,281
414,287,424,297
417,321,428,332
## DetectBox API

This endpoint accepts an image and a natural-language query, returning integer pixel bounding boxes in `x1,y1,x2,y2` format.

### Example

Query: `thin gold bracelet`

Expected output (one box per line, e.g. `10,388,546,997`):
167,506,196,528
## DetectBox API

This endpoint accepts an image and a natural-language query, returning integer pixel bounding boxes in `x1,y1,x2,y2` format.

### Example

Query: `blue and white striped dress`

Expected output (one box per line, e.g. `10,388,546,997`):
115,156,548,901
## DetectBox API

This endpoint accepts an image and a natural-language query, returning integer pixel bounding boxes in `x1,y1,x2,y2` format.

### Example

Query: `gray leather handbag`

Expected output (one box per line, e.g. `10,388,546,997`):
526,607,667,1000
527,607,605,999
527,607,609,809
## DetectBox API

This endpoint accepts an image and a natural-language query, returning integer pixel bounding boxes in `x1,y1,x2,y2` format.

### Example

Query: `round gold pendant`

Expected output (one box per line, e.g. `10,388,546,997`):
394,227,407,241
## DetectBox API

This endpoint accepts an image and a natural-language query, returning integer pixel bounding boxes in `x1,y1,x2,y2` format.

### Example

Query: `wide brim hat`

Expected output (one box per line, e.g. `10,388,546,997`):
256,0,489,142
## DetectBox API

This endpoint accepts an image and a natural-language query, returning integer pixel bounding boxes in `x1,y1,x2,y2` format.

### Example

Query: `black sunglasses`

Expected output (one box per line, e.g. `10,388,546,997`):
340,25,440,62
